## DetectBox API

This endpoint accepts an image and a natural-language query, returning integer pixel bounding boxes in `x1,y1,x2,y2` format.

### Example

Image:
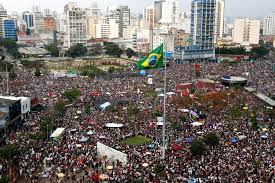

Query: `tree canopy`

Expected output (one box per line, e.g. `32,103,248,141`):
66,44,88,58
125,48,136,58
104,42,123,58
46,43,60,57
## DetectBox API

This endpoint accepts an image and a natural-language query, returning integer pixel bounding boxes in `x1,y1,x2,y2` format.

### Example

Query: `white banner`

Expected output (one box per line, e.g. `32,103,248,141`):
148,78,153,85
97,142,127,165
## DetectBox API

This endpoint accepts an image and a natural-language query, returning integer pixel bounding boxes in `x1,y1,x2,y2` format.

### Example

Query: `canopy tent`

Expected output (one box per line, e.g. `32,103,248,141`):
105,123,124,128
171,144,182,151
50,128,65,138
191,122,204,126
79,136,89,142
100,102,111,111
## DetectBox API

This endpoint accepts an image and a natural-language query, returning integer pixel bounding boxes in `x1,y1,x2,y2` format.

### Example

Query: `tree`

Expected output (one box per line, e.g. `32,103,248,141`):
250,46,270,58
26,28,31,35
66,44,88,58
89,43,103,56
203,132,219,146
64,89,81,102
154,163,166,177
9,69,17,80
105,42,123,58
54,101,67,115
0,38,21,58
34,68,41,77
46,43,60,57
125,48,136,58
215,47,246,55
190,140,206,156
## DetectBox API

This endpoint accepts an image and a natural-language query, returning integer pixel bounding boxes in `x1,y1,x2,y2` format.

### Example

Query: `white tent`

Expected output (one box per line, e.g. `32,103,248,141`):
50,128,65,138
100,102,111,110
105,123,124,128
191,122,204,127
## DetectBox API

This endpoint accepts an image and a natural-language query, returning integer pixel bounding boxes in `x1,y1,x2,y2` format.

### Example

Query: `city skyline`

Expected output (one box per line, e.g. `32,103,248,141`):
0,0,274,18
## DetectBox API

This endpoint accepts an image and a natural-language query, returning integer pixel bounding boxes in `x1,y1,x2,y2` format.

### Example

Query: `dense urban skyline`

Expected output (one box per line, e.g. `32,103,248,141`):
0,0,274,18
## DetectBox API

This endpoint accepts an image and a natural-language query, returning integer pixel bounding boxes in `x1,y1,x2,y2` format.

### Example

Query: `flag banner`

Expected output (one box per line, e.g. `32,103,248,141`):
136,44,164,70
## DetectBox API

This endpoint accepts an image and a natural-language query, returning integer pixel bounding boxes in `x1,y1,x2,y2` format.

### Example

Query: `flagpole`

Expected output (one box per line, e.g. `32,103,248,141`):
161,43,167,160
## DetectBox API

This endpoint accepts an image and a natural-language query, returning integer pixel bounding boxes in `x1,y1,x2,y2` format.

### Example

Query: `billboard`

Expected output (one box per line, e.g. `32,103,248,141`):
97,142,127,165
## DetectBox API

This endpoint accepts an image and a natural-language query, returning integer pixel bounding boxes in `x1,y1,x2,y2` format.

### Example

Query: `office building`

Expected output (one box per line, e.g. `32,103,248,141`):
44,9,51,17
44,16,56,33
143,6,156,29
215,0,224,40
169,28,190,47
22,11,34,30
233,18,260,45
0,4,7,37
263,12,275,35
34,10,45,33
174,0,217,61
65,2,87,48
154,0,164,22
153,30,175,52
3,19,17,41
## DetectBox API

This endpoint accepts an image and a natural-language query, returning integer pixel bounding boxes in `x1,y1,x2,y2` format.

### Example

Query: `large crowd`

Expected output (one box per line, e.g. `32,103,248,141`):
0,57,274,182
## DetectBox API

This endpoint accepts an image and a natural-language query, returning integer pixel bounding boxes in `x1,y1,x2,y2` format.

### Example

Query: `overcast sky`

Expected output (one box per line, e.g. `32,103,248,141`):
0,0,274,18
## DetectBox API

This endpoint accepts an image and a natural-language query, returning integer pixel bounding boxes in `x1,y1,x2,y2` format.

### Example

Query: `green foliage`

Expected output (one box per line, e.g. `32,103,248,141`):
250,46,270,58
34,68,41,77
216,47,246,55
80,66,105,78
66,44,87,58
20,59,30,67
45,43,60,57
8,69,17,80
0,144,20,161
84,103,91,115
89,43,103,56
54,100,67,114
0,38,21,58
203,132,220,146
125,48,136,58
171,121,183,131
39,116,55,134
229,105,242,119
105,42,123,58
64,89,81,102
0,176,8,183
190,139,206,156
154,163,166,177
0,60,13,72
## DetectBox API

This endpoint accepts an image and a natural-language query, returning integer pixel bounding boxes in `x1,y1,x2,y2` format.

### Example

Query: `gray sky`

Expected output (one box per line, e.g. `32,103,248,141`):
0,0,274,18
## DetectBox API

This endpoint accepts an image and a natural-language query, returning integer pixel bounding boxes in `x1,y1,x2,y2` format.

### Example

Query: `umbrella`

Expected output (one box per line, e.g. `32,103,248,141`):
57,173,65,178
238,135,247,140
74,116,79,119
261,128,268,132
191,122,204,126
79,137,89,142
76,144,82,148
99,174,109,180
77,110,82,114
171,144,182,151
87,130,94,135
260,134,268,139
144,152,152,155
185,137,193,143
231,137,238,143
142,163,149,167
148,144,155,149
106,165,113,170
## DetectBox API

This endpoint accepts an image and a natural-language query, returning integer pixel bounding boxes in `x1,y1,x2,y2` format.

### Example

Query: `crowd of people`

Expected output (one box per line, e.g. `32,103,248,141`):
0,57,274,182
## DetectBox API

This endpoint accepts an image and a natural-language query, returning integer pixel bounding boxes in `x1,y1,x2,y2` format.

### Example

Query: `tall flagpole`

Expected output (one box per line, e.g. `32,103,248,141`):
161,43,167,160
6,62,9,94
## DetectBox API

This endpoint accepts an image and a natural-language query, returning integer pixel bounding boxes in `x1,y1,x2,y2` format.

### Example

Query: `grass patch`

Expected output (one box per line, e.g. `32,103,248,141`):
122,135,152,146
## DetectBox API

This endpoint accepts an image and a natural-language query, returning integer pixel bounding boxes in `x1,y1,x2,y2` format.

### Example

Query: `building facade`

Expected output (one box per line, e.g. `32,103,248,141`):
3,19,17,41
44,16,56,33
0,4,7,37
263,15,274,35
143,6,156,29
34,10,45,33
169,28,190,47
233,18,260,45
214,0,224,40
22,11,34,30
65,2,87,48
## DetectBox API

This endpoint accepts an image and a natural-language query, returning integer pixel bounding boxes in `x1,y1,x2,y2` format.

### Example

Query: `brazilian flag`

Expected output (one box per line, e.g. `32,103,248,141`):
136,44,163,69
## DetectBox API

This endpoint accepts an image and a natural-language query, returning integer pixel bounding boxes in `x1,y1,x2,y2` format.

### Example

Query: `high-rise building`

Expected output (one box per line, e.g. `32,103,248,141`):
34,10,45,33
154,0,164,22
107,5,130,38
263,12,275,35
65,2,87,48
214,0,224,40
44,16,56,33
22,11,34,30
233,18,260,45
44,9,51,17
3,19,17,41
0,4,7,37
143,6,156,29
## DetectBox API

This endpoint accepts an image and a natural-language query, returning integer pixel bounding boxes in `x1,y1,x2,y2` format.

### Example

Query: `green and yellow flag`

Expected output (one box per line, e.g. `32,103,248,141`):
136,44,163,70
